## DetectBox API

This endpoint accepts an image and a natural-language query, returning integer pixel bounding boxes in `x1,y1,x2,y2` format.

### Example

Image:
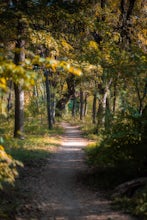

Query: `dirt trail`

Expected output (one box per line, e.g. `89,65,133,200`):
16,123,137,220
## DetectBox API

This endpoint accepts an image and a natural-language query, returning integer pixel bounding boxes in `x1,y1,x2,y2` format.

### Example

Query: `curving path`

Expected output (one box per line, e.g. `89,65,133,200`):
16,123,137,220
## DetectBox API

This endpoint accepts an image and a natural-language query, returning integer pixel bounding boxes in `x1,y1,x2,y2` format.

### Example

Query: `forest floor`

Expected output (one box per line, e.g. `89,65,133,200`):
4,122,138,220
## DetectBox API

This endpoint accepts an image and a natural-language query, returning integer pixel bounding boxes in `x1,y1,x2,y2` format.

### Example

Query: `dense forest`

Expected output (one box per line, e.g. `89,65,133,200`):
0,0,147,219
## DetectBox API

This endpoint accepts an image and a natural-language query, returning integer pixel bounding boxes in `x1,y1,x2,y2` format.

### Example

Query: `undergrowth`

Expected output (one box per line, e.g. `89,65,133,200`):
113,185,147,219
0,116,63,219
66,112,147,218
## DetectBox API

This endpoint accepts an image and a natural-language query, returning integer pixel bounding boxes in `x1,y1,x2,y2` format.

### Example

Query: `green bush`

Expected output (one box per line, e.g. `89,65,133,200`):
85,114,147,173
85,114,147,217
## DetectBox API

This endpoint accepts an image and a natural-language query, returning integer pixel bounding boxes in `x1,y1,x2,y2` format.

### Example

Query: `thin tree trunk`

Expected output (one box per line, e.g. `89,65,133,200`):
121,81,127,116
113,80,117,114
44,70,52,130
7,80,13,115
126,0,136,20
105,97,111,129
92,93,97,124
51,93,56,124
142,105,147,144
72,79,76,117
134,79,147,115
33,85,39,113
119,0,136,44
96,101,103,133
80,88,84,120
96,79,112,132
72,95,76,117
14,84,24,138
84,93,88,116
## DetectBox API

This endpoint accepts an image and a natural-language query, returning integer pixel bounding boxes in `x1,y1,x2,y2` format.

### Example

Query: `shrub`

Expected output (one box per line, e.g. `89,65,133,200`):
85,114,147,174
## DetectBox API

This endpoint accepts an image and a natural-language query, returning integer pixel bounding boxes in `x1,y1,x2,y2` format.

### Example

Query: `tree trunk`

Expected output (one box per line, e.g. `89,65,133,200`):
134,79,147,115
14,26,25,138
126,0,136,20
7,80,13,116
14,84,24,138
44,70,52,130
113,80,117,114
51,93,56,124
72,95,76,117
96,101,103,133
71,80,76,117
142,105,147,144
92,93,97,124
112,177,147,198
105,97,111,129
80,88,84,120
96,80,112,132
33,85,39,114
119,0,136,44
56,76,76,116
84,93,88,116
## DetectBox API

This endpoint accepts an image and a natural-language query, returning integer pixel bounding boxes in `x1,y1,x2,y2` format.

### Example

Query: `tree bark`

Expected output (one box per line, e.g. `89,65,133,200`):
119,0,136,44
142,105,147,144
105,97,111,129
126,0,136,20
112,177,147,198
80,88,84,120
33,85,39,114
14,32,25,138
7,80,13,114
56,76,75,116
14,84,24,138
51,93,56,124
84,93,88,116
44,70,53,130
72,82,76,117
113,79,117,114
92,92,97,124
96,101,103,133
134,79,147,115
96,79,112,132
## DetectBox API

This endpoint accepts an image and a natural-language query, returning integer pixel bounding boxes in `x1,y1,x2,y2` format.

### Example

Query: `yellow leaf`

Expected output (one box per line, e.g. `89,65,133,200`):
14,66,25,75
89,41,99,50
61,39,73,51
0,77,7,91
0,145,4,151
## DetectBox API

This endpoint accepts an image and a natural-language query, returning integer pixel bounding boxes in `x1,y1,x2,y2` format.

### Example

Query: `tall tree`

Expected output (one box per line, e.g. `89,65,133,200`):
14,18,26,138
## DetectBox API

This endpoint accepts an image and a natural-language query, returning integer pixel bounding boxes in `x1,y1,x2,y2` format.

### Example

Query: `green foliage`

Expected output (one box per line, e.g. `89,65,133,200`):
85,114,147,172
113,185,147,218
0,0,146,218
0,145,23,190
0,116,62,189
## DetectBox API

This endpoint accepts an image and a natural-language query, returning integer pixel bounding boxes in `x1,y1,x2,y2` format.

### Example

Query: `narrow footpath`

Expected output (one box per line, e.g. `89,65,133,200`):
16,123,137,220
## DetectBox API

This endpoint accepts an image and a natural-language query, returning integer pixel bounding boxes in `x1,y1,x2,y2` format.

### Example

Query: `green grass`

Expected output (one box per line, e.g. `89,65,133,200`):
0,115,63,166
